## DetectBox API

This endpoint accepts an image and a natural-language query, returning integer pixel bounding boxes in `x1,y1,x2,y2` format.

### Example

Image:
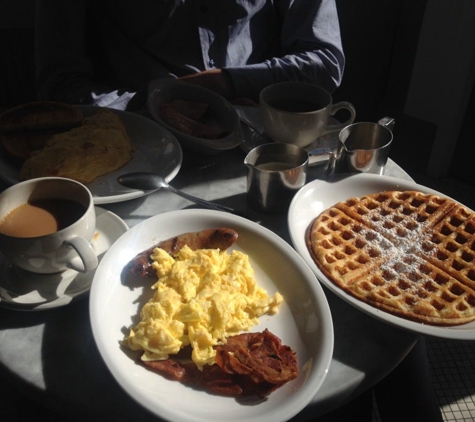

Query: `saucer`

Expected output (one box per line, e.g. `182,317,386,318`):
0,207,128,311
237,106,341,154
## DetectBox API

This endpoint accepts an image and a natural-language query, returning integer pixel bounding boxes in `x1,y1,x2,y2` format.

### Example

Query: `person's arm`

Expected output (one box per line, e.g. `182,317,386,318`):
35,0,135,108
177,0,343,102
178,69,234,99
197,0,344,102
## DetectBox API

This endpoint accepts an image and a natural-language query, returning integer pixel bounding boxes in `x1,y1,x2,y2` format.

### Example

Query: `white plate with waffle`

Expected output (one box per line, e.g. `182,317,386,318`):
288,173,475,340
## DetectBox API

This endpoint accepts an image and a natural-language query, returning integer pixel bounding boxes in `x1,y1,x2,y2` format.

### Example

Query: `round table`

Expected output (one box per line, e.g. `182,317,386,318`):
0,143,418,421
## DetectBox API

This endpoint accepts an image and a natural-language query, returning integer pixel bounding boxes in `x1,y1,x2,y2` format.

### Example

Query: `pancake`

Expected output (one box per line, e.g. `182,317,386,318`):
0,101,84,133
20,108,134,185
0,101,85,162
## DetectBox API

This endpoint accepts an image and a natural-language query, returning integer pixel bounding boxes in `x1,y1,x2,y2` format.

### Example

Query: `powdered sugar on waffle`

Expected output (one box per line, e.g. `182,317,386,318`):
307,190,475,326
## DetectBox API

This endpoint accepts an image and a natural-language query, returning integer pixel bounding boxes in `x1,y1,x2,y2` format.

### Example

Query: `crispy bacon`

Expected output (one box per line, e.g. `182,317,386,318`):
216,329,299,394
143,330,298,397
126,228,239,278
158,100,229,139
164,99,209,121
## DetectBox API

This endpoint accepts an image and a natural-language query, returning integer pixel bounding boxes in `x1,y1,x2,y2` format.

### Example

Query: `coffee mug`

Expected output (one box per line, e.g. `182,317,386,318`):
244,143,308,213
259,82,356,148
0,177,98,274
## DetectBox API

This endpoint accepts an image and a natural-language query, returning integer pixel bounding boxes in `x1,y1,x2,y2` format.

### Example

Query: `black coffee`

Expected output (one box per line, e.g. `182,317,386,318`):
267,98,325,112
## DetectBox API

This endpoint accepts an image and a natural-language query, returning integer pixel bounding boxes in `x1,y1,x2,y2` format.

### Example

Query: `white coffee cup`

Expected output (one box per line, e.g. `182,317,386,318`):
0,177,98,274
260,82,356,148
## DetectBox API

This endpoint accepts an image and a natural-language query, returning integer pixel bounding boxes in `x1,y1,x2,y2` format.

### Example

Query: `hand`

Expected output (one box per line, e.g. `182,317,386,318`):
178,69,234,99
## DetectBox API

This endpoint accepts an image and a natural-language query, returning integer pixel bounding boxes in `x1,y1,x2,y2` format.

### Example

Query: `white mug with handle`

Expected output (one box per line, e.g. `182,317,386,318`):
0,177,98,274
259,82,356,148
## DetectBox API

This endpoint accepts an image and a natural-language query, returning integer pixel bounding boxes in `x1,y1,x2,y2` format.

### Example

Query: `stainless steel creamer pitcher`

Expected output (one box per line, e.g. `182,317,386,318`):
308,117,395,176
244,143,308,213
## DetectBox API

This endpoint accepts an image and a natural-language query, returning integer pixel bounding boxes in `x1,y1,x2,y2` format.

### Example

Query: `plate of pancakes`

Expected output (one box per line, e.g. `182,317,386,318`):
288,173,475,340
0,102,182,204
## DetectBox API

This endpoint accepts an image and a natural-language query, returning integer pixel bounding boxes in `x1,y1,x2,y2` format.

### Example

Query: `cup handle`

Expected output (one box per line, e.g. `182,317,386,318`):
65,236,98,273
324,101,356,134
307,147,336,175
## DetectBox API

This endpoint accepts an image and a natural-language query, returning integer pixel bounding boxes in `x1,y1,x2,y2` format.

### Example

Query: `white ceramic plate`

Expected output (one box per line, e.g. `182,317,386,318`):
288,173,475,340
0,107,183,204
90,209,333,422
0,207,128,311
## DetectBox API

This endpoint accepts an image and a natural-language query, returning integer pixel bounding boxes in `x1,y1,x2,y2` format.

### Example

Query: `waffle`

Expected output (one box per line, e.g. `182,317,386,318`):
306,190,475,326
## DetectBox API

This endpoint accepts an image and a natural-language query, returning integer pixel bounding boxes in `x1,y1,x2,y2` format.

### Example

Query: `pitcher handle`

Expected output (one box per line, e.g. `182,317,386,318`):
378,116,395,132
323,101,357,135
307,147,336,175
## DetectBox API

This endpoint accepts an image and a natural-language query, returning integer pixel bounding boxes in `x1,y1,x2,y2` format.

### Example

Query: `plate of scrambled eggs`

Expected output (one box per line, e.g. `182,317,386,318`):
90,209,333,422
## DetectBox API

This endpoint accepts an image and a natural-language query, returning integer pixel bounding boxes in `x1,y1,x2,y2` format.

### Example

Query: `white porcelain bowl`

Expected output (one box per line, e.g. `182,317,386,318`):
147,79,243,155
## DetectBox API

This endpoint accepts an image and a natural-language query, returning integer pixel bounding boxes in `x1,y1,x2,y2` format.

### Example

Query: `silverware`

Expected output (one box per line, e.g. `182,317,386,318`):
117,172,245,216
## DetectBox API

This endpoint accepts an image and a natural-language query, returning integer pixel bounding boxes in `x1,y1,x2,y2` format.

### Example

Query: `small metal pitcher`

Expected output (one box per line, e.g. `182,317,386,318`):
244,143,308,213
308,117,395,175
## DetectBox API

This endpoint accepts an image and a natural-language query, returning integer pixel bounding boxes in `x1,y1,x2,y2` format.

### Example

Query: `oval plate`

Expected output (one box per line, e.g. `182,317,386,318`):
90,209,333,422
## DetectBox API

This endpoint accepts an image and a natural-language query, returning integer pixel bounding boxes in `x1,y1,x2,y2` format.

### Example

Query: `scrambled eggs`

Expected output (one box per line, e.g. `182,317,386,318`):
124,245,283,369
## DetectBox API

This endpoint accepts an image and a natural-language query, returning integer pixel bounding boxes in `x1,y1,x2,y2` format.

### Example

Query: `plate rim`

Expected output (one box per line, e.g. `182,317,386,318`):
89,209,334,422
288,173,475,340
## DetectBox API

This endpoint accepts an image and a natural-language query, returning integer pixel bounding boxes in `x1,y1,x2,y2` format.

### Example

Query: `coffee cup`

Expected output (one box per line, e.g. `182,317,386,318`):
244,143,308,213
0,177,98,274
259,82,356,148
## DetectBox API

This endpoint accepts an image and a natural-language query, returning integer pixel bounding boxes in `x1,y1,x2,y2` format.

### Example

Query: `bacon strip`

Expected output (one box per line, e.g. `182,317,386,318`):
126,228,239,278
143,330,298,397
158,101,229,139
164,99,209,121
